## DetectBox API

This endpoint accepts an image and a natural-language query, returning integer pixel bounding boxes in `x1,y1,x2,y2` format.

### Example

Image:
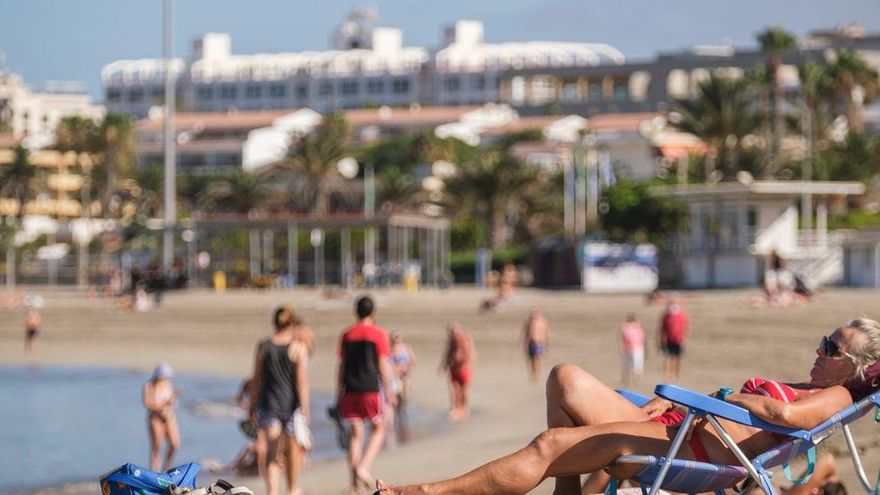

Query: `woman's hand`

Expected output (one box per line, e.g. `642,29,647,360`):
641,397,674,418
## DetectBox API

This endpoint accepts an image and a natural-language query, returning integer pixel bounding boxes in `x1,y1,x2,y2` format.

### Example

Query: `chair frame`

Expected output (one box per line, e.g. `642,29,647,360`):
610,385,880,495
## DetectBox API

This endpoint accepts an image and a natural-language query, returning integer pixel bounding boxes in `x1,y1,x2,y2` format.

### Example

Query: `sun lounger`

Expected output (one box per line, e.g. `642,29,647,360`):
609,385,880,495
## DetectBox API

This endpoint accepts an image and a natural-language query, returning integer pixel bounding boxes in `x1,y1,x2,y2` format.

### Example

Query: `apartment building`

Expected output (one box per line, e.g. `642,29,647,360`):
0,70,104,146
102,9,625,118
496,26,880,116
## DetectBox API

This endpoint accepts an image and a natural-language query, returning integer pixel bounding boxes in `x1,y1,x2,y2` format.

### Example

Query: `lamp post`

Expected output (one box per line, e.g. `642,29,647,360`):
162,0,177,269
337,157,377,286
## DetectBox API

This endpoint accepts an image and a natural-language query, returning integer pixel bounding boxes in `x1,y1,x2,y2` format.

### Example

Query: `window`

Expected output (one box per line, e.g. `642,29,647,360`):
444,76,460,92
587,83,602,102
106,88,122,102
129,88,144,102
367,78,384,94
562,83,579,102
613,84,628,102
340,80,358,96
296,84,308,99
151,87,164,98
392,77,409,94
197,86,213,99
319,81,333,96
471,74,485,90
246,84,262,98
221,85,237,99
269,83,286,98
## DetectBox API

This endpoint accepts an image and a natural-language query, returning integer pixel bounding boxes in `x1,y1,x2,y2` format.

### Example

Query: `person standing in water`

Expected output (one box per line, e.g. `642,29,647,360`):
250,306,310,495
441,323,476,421
24,308,42,352
143,363,180,471
389,333,416,443
522,309,549,383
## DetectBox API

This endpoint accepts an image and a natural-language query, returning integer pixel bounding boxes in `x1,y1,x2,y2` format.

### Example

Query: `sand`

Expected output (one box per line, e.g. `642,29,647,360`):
2,286,880,495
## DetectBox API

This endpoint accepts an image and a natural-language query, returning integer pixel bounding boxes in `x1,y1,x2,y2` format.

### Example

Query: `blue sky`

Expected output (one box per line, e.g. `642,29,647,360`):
2,0,879,101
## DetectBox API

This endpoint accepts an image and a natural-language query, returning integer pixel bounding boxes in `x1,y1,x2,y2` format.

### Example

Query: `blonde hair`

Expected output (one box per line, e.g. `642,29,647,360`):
847,318,880,380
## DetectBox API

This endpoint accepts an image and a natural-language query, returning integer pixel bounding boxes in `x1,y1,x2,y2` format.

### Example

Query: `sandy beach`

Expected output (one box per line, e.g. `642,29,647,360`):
3,286,880,495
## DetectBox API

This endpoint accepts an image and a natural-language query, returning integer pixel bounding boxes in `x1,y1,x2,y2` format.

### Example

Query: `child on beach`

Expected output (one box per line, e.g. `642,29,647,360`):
389,333,416,443
619,313,645,385
143,363,180,471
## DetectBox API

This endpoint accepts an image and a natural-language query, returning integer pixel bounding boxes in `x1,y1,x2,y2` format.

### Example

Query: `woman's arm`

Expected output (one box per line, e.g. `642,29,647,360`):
725,385,852,430
296,349,309,423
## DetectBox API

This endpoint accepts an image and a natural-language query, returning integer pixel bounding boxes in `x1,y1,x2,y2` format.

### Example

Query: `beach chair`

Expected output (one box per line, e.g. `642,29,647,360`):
608,385,880,495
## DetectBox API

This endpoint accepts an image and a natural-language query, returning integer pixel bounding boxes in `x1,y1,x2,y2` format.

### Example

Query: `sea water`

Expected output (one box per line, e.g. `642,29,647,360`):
0,365,346,493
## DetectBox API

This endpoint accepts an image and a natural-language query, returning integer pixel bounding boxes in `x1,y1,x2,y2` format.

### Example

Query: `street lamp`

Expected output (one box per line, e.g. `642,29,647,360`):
337,156,377,286
162,0,177,269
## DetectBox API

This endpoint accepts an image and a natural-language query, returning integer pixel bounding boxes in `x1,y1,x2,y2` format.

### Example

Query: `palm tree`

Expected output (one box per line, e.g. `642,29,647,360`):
445,145,537,249
797,61,836,181
93,113,135,218
825,49,879,131
201,169,276,215
377,166,421,212
132,163,164,218
283,113,349,216
672,73,761,179
0,145,39,287
757,26,797,171
55,116,98,218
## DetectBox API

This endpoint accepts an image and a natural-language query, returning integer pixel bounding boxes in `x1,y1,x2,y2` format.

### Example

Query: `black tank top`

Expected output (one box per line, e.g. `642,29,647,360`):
256,339,299,415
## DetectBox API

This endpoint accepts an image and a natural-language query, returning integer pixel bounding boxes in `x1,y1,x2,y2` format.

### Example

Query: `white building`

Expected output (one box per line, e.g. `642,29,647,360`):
432,20,624,107
0,70,104,147
101,11,626,118
842,230,880,288
654,181,865,289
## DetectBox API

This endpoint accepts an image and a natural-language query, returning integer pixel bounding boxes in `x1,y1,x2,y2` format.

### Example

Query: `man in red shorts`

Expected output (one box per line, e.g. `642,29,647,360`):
336,295,396,491
659,297,689,380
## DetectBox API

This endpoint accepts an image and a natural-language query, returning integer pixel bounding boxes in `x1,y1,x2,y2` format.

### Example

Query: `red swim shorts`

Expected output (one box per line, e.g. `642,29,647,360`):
450,366,471,386
338,391,384,423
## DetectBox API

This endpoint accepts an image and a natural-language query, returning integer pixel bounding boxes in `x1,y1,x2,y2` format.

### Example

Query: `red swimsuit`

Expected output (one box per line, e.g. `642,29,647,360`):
649,378,813,462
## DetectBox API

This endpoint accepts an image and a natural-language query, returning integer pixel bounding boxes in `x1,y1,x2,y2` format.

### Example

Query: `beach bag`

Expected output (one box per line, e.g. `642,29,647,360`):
100,462,200,495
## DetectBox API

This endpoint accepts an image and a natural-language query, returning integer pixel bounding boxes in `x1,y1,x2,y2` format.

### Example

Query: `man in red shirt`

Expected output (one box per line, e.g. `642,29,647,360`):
659,298,689,380
337,295,396,491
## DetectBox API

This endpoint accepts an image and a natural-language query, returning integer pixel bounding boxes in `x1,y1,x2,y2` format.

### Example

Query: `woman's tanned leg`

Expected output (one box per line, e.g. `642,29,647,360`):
379,421,675,495
545,365,650,495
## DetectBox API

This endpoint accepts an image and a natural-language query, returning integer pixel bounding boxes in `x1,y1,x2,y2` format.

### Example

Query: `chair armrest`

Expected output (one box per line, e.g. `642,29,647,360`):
654,384,812,440
616,389,652,408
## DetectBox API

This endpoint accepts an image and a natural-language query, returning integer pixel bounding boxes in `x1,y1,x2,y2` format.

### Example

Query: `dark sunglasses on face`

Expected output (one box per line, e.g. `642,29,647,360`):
820,336,846,358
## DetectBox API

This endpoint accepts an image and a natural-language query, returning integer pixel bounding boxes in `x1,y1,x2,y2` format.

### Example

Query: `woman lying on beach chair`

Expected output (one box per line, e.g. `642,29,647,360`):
374,318,880,495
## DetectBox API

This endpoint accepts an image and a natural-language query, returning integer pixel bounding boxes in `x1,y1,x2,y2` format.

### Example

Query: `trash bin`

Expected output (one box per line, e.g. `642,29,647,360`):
213,270,226,293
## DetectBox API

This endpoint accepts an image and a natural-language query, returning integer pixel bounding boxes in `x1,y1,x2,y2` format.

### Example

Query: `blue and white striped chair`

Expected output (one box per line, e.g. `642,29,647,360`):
607,385,880,495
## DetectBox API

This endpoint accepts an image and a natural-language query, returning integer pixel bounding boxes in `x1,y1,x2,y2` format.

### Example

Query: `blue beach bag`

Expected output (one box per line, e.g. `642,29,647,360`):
100,462,200,495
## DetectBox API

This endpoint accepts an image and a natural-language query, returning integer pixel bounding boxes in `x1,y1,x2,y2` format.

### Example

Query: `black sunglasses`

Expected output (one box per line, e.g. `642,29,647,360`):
819,336,847,358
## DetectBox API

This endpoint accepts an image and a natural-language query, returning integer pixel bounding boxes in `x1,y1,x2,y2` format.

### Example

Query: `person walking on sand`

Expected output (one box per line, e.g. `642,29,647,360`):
441,323,476,421
143,363,180,471
24,308,42,352
619,313,646,385
659,298,689,381
337,296,396,492
250,306,311,495
522,309,549,383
